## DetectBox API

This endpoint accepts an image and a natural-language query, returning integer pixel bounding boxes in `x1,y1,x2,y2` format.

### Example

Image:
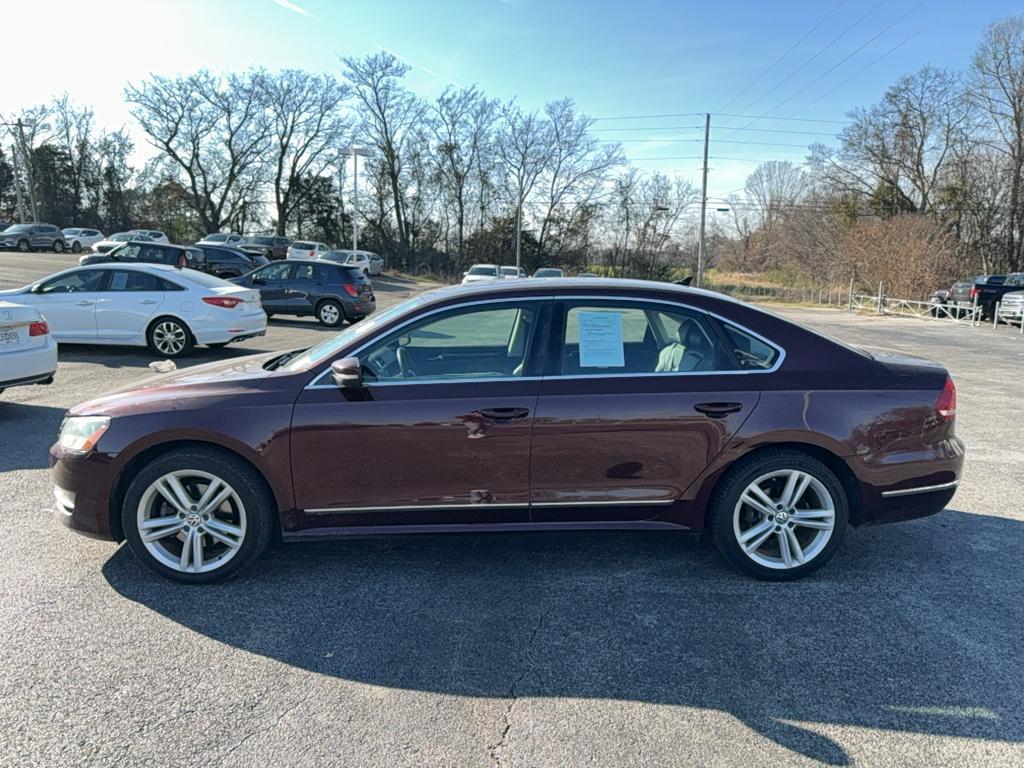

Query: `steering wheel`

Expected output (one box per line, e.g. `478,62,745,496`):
396,347,417,378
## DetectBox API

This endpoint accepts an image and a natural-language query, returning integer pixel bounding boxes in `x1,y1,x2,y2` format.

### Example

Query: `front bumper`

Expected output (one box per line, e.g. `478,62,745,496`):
50,442,121,540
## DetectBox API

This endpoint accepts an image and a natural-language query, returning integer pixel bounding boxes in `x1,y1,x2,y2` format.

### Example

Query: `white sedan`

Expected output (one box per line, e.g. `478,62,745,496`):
287,240,332,259
0,263,266,358
0,300,58,395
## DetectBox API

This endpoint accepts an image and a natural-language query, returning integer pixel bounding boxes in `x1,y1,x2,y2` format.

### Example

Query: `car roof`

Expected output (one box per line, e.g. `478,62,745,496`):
422,276,733,305
80,262,181,272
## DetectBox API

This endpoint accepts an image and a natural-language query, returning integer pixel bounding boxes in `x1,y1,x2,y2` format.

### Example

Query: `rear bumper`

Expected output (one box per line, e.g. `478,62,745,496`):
0,336,58,389
192,311,267,344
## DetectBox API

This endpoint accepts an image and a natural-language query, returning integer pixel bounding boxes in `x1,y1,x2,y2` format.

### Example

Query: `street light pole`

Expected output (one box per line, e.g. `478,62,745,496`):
342,146,373,252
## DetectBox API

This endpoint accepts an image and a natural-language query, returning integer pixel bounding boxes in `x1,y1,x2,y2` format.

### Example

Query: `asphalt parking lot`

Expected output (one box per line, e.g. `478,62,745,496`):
2,254,1023,767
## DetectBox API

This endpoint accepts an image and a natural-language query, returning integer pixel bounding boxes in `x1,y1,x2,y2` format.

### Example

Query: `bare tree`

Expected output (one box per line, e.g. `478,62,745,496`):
971,14,1024,270
259,69,350,236
744,160,808,232
496,102,552,268
125,70,269,234
342,52,426,260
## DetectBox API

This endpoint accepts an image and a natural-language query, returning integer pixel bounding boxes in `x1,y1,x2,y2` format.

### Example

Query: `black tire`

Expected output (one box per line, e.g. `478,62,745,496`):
121,447,276,583
52,240,64,253
71,241,82,253
316,299,345,327
147,316,195,358
708,449,848,581
207,343,229,350
16,239,29,253
349,315,365,323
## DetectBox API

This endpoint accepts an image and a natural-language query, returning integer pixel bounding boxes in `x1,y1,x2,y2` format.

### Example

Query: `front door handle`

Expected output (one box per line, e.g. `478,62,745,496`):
477,407,530,422
694,402,744,418
140,299,158,305
76,300,94,306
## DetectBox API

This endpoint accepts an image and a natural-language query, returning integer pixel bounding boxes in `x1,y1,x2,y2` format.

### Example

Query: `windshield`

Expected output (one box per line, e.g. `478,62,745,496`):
292,241,316,250
4,224,31,233
500,267,518,275
468,266,497,276
282,296,427,373
535,268,562,277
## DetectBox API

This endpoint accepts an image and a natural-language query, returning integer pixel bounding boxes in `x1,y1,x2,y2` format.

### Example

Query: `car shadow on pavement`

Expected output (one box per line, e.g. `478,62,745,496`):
0,402,66,470
56,345,278,370
102,509,1024,765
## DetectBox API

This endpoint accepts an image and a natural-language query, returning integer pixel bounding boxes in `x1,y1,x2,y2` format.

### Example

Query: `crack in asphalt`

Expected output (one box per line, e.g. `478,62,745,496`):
488,604,555,768
222,692,311,760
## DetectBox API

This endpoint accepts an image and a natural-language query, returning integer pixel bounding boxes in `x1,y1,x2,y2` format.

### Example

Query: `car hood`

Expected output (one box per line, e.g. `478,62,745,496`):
0,287,30,297
69,351,286,417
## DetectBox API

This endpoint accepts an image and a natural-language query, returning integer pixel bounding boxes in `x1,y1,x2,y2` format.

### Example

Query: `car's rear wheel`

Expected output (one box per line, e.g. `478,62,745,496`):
52,240,64,253
71,241,82,253
147,317,194,358
122,447,275,583
316,299,344,327
709,450,848,580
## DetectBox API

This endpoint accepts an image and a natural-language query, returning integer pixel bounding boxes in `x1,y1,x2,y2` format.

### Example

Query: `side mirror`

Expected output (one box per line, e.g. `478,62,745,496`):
30,284,43,294
252,276,264,285
331,356,363,388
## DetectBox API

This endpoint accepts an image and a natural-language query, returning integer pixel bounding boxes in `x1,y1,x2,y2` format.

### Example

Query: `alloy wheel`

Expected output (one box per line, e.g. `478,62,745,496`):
136,469,247,574
732,469,835,570
153,321,187,355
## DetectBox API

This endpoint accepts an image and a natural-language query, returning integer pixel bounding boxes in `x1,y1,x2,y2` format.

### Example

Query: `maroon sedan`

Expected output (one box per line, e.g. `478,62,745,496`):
51,279,964,582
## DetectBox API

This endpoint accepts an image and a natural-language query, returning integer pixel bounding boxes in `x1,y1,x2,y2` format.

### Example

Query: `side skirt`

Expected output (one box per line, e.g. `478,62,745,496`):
281,519,693,542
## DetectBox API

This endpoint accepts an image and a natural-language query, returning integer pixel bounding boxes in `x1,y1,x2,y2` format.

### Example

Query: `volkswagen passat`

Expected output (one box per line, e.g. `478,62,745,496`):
50,279,964,582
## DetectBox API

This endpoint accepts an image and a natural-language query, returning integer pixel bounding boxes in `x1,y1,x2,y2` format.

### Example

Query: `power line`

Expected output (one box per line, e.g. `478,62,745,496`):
722,0,885,124
592,112,705,122
718,0,848,112
596,126,840,140
591,111,849,125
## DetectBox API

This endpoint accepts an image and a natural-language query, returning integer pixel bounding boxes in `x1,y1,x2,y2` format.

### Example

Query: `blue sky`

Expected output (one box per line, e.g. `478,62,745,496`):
6,0,1021,196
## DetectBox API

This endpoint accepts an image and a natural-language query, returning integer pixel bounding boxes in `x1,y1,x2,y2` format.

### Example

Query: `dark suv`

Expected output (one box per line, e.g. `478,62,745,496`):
0,223,66,253
82,242,268,279
230,258,375,326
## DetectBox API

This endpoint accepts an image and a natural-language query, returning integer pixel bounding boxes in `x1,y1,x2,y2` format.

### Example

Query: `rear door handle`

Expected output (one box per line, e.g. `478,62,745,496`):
140,299,158,305
694,402,744,418
76,300,94,306
478,407,531,422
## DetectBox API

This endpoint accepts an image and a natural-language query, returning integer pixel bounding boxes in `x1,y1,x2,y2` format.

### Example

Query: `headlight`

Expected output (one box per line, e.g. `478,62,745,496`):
58,416,111,453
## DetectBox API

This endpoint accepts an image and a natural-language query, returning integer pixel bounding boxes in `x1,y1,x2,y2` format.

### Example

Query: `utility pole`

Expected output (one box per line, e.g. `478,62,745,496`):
342,146,373,252
696,112,710,288
9,142,26,223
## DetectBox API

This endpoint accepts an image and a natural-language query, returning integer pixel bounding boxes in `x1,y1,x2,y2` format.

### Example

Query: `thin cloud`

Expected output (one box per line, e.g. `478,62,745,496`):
374,42,463,87
273,0,311,17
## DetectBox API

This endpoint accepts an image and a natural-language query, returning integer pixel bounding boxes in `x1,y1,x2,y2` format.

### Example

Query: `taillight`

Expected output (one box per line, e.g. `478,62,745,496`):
935,377,957,421
202,296,244,309
29,320,49,336
969,286,979,299
342,284,359,297
308,250,315,258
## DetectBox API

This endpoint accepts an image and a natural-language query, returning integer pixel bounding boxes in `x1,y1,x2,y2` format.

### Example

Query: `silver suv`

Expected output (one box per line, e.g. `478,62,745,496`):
0,223,66,253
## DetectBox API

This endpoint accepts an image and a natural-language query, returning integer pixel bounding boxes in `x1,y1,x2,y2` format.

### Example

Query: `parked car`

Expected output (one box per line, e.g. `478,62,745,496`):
81,241,202,269
999,290,1024,322
0,300,57,396
930,279,977,317
0,223,66,253
127,229,170,245
242,235,291,260
50,278,963,583
500,265,527,279
197,233,245,247
971,272,1023,319
230,259,376,327
91,232,152,254
461,264,500,284
194,245,269,278
0,263,265,357
367,252,384,276
62,228,105,254
533,267,564,278
576,272,599,278
286,240,331,259
320,250,372,275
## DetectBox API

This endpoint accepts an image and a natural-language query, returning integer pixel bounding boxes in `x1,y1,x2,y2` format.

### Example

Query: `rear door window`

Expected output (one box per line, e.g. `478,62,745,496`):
107,270,163,291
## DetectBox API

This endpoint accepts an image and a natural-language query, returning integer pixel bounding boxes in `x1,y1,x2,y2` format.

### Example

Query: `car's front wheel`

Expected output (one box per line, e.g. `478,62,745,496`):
16,239,29,253
147,317,194,358
52,240,64,253
71,241,81,253
122,447,276,583
709,450,848,580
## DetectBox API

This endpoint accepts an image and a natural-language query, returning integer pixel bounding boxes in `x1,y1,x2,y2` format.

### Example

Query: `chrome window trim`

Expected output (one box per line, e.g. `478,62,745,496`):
530,499,673,508
880,480,959,498
304,292,786,389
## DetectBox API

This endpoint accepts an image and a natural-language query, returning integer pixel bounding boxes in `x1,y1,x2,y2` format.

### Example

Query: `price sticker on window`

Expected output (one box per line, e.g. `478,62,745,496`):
578,311,625,368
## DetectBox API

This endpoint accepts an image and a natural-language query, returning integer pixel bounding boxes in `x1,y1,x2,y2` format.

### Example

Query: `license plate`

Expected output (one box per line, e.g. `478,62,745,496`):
0,329,21,346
